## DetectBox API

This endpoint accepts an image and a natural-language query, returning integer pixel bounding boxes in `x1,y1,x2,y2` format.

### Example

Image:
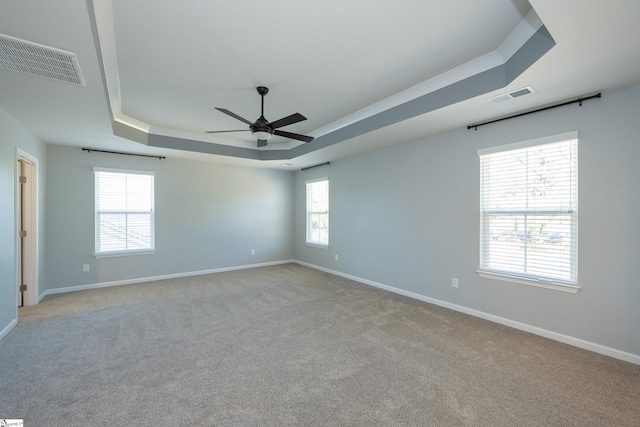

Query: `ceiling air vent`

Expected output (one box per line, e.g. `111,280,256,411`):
0,33,86,86
488,86,536,103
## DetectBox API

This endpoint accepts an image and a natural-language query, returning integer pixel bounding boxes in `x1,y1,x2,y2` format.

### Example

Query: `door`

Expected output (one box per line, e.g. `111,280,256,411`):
17,158,35,307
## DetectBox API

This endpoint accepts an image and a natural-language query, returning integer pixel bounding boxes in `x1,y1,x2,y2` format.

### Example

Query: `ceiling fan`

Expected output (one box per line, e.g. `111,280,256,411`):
206,86,314,148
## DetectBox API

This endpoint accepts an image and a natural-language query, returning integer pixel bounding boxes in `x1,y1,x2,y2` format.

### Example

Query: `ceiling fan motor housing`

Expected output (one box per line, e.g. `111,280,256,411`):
251,116,273,137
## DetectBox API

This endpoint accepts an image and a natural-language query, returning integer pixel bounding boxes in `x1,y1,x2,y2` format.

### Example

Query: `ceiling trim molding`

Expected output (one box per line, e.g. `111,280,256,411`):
88,2,554,161
289,25,556,159
88,0,146,132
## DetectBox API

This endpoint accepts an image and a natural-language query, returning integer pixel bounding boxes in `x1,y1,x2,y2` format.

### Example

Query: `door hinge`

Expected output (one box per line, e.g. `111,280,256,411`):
19,175,27,184
19,230,27,238
20,284,27,292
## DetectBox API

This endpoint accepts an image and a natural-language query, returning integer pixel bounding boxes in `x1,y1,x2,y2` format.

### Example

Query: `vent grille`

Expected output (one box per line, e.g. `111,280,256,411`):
488,86,536,103
0,33,86,86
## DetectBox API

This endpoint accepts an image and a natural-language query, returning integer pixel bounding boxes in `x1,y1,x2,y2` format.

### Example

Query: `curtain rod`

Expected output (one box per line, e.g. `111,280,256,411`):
301,162,330,171
82,148,165,160
467,92,602,131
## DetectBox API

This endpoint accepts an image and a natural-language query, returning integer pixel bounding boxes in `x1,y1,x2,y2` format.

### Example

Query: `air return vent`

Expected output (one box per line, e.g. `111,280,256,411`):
0,33,86,86
488,86,536,103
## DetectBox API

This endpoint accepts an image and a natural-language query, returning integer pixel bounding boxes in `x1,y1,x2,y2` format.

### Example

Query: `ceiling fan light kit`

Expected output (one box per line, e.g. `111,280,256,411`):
206,86,314,148
252,130,272,140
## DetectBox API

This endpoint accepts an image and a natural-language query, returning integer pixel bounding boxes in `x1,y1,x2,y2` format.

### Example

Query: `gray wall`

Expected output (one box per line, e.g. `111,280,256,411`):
294,83,640,358
45,145,294,290
2,83,638,361
0,107,46,336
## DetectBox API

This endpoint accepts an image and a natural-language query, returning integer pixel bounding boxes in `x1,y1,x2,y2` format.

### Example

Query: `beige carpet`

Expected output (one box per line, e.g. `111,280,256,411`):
1,263,638,426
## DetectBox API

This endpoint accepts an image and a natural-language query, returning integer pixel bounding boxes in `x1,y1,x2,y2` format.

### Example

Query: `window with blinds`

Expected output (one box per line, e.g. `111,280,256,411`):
94,168,155,255
478,132,577,286
306,178,329,246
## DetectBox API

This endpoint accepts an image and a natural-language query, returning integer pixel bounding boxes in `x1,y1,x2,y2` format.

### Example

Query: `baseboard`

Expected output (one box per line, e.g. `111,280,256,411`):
0,318,18,341
39,259,296,300
295,260,640,366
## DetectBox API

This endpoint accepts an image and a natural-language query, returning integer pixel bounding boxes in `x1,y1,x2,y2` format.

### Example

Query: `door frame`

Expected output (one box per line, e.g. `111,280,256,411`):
16,148,38,307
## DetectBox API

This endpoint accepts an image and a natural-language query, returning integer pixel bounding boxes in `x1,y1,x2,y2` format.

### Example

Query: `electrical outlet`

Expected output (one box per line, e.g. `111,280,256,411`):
251,249,255,255
335,254,339,261
452,278,459,288
83,264,90,272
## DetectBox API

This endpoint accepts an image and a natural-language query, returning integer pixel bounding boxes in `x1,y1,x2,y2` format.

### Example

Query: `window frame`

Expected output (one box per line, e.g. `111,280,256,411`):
305,177,329,248
94,167,155,258
477,132,579,293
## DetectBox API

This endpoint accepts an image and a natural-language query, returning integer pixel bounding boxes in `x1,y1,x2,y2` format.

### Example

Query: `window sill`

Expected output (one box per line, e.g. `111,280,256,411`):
305,242,328,249
94,250,155,259
477,270,579,293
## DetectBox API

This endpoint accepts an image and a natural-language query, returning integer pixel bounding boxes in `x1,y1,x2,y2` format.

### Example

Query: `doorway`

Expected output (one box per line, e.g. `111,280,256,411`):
16,152,37,307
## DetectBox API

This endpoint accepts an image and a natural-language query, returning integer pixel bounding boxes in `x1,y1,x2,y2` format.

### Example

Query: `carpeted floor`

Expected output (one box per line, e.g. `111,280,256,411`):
1,263,638,426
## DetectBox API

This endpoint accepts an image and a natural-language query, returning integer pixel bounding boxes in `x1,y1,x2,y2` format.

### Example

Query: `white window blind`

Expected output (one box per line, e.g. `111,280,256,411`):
95,168,155,255
478,133,577,285
306,178,329,246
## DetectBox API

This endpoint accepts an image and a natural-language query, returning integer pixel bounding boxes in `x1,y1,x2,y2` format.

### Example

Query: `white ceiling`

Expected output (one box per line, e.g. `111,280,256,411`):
1,0,639,170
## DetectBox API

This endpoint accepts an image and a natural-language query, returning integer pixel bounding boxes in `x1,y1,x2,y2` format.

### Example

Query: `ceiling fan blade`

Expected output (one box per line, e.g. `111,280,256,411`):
257,139,268,148
274,129,314,143
205,129,249,133
269,112,307,129
215,108,253,125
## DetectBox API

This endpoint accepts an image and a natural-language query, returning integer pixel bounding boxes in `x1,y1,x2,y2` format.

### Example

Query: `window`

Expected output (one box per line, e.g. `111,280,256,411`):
94,167,155,256
306,178,329,246
478,132,578,289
